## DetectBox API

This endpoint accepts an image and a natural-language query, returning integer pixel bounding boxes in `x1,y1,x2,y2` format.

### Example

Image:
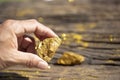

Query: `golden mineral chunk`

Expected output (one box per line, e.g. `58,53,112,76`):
35,37,61,62
57,51,85,65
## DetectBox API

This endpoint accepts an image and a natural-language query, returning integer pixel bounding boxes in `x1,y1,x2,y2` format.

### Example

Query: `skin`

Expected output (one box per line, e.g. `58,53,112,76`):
0,19,57,70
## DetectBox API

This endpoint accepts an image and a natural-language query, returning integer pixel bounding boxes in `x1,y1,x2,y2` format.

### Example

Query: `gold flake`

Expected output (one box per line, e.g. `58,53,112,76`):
38,17,44,22
109,35,113,42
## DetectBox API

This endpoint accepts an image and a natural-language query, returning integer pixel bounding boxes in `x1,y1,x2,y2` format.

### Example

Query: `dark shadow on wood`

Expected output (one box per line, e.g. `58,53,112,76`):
0,72,29,80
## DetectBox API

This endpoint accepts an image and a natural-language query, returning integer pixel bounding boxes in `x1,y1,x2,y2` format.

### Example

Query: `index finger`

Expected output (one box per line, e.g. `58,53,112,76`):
8,19,57,39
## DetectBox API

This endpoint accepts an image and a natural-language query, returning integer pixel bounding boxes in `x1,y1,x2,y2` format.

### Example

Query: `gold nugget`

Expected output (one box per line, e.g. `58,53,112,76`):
57,51,85,65
35,37,61,62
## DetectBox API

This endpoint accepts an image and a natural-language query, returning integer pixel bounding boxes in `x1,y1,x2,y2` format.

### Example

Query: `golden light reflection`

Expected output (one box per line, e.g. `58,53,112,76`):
75,24,85,31
109,35,113,42
106,60,114,63
38,17,44,23
68,0,75,3
60,33,89,47
61,33,83,42
75,23,96,31
89,23,96,28
79,41,89,47
61,33,67,40
16,8,35,17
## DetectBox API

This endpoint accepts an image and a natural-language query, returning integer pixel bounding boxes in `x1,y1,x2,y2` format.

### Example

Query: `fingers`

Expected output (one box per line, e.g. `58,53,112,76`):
18,35,36,54
1,19,56,69
6,19,58,38
15,51,49,69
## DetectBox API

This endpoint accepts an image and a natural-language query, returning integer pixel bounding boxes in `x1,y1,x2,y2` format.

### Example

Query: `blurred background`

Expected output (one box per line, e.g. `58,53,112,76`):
0,0,120,80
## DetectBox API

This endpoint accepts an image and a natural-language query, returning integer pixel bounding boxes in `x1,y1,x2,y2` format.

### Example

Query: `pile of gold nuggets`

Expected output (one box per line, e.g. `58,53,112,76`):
35,34,85,65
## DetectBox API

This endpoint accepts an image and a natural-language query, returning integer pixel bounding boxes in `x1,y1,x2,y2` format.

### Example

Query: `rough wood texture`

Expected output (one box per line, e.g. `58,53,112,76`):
0,0,120,80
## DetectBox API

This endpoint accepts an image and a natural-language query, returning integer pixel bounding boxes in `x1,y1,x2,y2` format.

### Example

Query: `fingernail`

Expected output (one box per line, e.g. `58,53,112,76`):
37,61,49,69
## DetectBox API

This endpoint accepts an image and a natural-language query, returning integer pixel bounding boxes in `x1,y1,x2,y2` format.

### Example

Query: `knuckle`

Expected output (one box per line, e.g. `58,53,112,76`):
4,19,14,24
3,19,15,27
30,19,38,23
26,54,39,68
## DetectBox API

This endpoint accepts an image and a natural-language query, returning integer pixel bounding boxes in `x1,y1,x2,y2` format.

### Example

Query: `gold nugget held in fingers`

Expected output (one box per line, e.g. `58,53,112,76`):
57,51,85,65
35,37,61,62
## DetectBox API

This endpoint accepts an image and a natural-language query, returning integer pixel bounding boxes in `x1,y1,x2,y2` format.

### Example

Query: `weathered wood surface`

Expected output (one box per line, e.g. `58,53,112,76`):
1,65,120,80
0,0,120,80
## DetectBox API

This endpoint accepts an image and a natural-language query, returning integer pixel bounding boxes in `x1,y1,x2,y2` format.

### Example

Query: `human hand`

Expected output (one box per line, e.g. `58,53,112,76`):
0,19,57,70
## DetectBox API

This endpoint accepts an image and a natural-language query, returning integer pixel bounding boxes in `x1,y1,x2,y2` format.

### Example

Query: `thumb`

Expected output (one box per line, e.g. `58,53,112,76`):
15,51,49,69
